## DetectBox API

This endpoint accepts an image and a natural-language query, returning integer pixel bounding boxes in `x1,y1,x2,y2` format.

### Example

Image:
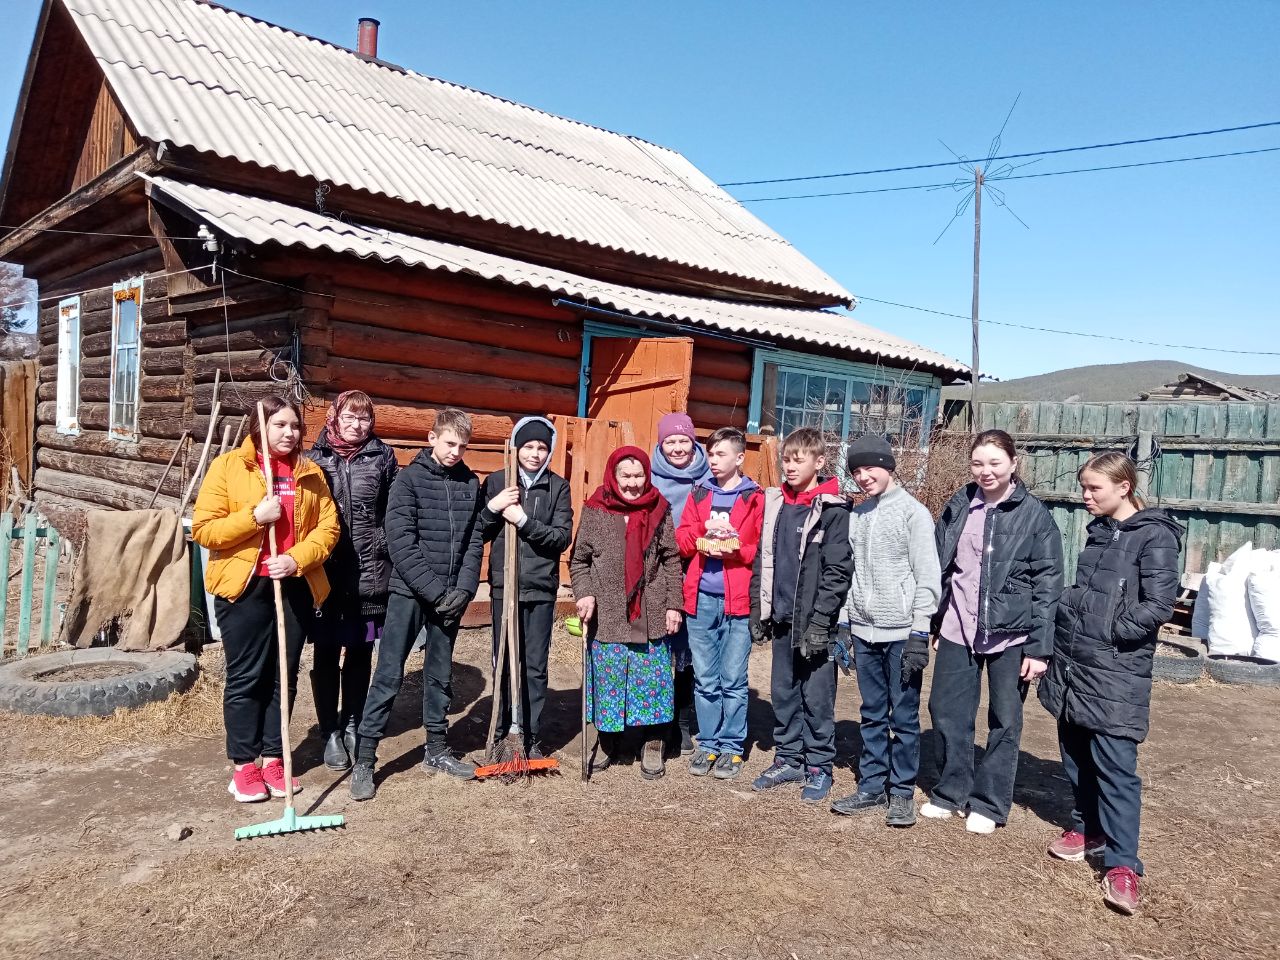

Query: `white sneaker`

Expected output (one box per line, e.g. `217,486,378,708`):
920,801,959,820
966,812,997,834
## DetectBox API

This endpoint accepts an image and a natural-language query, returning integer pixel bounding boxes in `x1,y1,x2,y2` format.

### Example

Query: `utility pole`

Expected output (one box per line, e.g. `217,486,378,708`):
969,167,983,432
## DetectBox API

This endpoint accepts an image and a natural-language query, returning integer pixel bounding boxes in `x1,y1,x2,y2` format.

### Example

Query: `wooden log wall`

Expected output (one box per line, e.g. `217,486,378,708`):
688,336,752,431
32,246,291,534
305,264,584,448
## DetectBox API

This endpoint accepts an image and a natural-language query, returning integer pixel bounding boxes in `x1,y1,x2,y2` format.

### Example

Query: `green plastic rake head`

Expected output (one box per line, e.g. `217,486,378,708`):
235,806,345,841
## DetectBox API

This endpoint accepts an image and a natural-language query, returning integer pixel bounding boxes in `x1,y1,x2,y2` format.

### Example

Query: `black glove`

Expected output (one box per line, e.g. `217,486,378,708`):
827,625,853,676
435,588,471,622
750,618,772,645
798,619,833,659
901,631,931,685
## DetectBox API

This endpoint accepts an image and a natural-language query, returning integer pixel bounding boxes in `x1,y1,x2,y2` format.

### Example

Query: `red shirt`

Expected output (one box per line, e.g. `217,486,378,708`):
256,455,297,576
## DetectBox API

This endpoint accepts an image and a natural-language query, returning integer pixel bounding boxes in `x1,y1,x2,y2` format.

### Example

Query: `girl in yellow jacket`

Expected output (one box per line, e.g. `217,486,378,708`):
193,396,340,803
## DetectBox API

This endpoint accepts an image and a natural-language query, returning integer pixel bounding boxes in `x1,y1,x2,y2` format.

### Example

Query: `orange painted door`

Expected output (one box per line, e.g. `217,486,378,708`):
587,337,693,455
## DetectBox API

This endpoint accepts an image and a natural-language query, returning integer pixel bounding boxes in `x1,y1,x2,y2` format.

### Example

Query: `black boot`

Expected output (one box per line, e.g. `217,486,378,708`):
593,731,620,773
342,717,357,759
323,729,351,771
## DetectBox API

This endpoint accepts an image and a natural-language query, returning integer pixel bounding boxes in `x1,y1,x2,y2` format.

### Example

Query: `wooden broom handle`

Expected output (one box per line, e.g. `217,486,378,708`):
257,402,295,811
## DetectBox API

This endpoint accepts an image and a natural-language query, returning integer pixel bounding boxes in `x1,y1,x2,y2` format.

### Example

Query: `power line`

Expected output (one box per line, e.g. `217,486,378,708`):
719,119,1280,187
852,295,1280,356
0,224,202,240
742,145,1280,202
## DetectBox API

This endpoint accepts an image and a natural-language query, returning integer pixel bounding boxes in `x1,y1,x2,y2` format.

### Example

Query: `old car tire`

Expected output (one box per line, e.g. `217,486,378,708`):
0,648,199,717
1205,654,1280,687
1152,638,1205,684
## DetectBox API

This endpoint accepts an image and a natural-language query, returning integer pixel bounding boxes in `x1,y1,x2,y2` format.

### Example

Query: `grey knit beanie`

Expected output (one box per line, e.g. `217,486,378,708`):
846,434,896,472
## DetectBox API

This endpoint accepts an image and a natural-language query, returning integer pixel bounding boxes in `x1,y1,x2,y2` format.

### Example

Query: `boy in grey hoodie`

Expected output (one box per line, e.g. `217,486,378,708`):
830,435,941,828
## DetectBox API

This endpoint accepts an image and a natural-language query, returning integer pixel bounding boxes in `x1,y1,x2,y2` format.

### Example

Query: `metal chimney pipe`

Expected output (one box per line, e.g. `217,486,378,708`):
357,18,380,58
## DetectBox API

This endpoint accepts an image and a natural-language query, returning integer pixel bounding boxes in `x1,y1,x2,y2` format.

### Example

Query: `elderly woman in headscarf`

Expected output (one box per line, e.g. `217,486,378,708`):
570,446,685,780
306,390,399,771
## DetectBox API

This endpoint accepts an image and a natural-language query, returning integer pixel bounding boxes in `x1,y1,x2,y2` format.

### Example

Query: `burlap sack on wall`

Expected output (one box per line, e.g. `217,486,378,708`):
61,509,191,651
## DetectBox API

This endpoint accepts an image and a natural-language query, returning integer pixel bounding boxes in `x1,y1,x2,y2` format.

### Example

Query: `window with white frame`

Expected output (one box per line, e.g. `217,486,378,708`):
108,277,144,439
55,295,81,434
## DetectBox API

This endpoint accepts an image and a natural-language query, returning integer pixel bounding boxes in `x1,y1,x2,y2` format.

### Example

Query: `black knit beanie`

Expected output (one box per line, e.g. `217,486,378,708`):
846,434,896,472
513,418,554,449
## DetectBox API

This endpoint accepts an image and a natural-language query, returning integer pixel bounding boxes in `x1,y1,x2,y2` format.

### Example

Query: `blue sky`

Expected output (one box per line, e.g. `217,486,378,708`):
2,1,1277,379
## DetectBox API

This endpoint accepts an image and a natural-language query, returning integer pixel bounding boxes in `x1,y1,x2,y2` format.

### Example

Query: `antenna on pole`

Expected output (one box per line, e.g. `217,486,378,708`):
930,95,1031,431
970,167,983,431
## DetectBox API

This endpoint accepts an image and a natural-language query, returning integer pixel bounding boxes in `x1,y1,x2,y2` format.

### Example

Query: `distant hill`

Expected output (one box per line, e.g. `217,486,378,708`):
941,360,1280,403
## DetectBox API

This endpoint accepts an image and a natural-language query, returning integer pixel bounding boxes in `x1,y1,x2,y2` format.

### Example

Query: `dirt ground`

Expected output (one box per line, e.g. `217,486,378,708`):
1,626,1278,960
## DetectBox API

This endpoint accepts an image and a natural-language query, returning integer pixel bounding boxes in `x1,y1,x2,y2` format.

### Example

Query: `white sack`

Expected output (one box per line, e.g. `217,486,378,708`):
1247,551,1280,661
1207,543,1258,657
1190,561,1219,640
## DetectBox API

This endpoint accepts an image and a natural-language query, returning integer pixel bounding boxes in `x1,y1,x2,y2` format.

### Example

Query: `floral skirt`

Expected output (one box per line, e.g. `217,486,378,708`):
587,636,674,733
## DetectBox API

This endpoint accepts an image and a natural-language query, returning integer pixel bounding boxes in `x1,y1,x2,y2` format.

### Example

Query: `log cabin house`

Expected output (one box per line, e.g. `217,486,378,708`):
0,0,968,542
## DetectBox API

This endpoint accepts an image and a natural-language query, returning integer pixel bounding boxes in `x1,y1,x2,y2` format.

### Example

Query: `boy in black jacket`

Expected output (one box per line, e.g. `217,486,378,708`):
750,427,853,804
351,408,486,800
480,416,574,758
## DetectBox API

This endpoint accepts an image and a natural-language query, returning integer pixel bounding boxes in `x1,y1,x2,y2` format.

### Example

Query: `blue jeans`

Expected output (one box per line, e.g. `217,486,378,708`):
853,637,922,797
686,592,752,755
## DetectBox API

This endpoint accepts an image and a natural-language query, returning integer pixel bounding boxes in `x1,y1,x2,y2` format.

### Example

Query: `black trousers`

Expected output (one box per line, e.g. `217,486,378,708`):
927,639,1029,824
1059,719,1144,874
490,596,554,742
215,575,312,763
357,591,460,760
310,607,377,735
770,623,837,773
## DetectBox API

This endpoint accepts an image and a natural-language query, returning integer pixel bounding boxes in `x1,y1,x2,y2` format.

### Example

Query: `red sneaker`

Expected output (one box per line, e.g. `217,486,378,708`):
260,759,302,798
1101,866,1141,915
1047,829,1106,862
228,763,269,803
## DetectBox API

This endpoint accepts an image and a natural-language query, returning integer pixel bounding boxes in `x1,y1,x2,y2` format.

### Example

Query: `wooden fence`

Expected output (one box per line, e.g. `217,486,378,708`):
0,360,37,503
981,400,1280,579
0,511,63,657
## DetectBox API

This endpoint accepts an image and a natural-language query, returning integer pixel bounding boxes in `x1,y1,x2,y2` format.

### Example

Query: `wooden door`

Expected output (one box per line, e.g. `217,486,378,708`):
587,337,693,455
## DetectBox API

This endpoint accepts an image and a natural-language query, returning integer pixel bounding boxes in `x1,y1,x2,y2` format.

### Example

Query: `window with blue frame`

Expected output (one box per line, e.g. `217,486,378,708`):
753,353,937,447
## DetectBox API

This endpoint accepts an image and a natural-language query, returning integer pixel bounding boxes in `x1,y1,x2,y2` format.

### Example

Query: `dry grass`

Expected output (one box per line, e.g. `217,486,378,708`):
2,633,1279,960
3,647,225,761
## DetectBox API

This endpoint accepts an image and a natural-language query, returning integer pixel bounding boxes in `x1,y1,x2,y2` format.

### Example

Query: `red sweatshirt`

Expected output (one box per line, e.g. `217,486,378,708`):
676,478,764,616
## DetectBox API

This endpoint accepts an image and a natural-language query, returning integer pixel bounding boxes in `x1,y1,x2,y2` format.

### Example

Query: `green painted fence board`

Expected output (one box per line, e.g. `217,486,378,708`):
39,528,59,649
980,399,1280,575
16,513,37,656
0,512,11,651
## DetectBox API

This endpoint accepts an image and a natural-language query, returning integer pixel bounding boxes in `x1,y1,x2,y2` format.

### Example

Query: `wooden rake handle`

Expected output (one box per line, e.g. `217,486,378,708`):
257,401,295,812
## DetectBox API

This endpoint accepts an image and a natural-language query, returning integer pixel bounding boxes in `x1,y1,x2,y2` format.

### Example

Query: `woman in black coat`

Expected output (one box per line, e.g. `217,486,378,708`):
922,430,1063,834
307,390,399,771
1039,453,1181,916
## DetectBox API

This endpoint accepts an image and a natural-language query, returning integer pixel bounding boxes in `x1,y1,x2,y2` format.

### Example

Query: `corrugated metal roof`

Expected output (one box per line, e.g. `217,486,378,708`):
144,175,966,375
64,0,851,303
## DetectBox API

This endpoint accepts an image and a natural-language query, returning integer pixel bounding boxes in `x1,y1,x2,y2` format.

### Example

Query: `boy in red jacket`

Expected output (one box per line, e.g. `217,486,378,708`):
676,427,764,780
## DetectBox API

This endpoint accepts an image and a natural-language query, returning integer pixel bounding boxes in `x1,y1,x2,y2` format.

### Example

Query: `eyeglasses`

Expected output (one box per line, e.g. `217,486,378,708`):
338,415,373,426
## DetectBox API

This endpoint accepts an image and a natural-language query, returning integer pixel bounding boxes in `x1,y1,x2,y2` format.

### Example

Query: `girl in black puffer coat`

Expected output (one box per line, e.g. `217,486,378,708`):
1039,453,1181,916
306,391,399,771
924,430,1063,834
